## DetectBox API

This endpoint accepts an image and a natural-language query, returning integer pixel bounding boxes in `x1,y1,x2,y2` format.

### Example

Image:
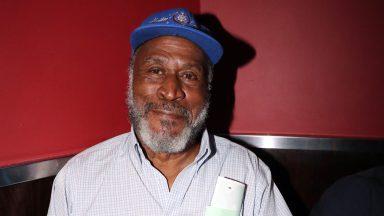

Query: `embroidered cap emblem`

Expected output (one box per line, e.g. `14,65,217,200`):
173,12,189,25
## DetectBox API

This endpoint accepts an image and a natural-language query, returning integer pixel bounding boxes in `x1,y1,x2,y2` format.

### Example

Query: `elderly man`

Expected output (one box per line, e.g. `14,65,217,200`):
48,8,292,216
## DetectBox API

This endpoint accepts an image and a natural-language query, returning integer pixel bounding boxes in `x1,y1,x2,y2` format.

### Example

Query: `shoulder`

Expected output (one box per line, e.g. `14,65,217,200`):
58,132,132,177
211,134,272,180
212,134,253,155
321,166,384,200
73,132,130,159
212,134,264,163
311,166,384,216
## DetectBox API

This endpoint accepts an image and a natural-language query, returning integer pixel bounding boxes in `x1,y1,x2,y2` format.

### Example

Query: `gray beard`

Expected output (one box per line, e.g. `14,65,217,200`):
127,88,209,154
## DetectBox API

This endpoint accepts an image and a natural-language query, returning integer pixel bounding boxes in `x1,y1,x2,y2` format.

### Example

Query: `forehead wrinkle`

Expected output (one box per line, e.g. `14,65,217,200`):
142,54,203,71
142,55,168,65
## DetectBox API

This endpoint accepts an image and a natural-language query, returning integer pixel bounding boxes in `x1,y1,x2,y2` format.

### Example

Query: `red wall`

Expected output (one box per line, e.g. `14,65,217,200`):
0,0,200,167
1,0,383,167
201,0,384,139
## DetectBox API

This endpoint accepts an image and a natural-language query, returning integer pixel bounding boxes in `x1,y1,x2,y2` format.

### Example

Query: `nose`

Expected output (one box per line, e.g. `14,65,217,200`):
157,75,186,101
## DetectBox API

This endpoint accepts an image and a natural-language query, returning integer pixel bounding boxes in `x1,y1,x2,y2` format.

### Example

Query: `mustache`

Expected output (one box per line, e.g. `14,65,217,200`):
143,101,191,119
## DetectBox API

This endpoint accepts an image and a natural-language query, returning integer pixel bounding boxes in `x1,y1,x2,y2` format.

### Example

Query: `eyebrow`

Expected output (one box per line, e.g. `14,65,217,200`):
182,63,204,71
142,56,167,65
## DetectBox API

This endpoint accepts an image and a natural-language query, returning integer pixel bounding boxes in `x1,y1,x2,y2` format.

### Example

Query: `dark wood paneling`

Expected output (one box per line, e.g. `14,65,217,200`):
251,148,384,216
0,177,54,216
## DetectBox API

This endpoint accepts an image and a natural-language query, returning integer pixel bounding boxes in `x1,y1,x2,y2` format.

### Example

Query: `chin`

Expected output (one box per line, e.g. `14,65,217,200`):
149,117,188,135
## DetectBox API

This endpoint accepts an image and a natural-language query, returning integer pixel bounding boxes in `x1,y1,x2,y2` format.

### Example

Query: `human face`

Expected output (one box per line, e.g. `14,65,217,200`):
128,36,209,153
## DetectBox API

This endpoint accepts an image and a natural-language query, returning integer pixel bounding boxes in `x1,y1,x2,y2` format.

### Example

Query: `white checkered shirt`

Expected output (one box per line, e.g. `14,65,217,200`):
47,130,292,216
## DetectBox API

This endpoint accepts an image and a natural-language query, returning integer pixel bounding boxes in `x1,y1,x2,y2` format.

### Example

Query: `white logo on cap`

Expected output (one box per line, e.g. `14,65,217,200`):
173,12,189,25
150,17,169,23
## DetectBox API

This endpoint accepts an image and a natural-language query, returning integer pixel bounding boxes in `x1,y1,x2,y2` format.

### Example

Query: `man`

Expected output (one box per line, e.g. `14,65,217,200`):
48,8,292,216
310,166,384,216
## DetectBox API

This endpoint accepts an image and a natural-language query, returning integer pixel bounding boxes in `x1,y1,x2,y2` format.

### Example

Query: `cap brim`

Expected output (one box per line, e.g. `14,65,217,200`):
130,25,223,64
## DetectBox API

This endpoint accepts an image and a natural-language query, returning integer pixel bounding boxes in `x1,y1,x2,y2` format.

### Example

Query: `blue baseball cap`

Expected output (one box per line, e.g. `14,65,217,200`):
130,8,223,64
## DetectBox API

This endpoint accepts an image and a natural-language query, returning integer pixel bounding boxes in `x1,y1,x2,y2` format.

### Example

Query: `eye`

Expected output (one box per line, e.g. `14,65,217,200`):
148,67,162,75
180,71,198,81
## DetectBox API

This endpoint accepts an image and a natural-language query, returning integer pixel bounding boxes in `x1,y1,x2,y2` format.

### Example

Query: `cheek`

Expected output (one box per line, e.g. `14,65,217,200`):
186,88,209,116
132,80,158,101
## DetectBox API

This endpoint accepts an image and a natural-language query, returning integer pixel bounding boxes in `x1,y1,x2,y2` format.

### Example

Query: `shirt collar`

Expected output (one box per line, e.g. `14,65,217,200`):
194,129,211,168
127,127,145,165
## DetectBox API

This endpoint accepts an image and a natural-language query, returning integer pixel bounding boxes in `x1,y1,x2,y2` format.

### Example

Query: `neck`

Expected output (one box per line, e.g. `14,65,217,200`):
141,141,201,190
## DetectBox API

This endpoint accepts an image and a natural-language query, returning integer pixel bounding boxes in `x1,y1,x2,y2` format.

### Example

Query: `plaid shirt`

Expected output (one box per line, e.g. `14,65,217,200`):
48,130,292,216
